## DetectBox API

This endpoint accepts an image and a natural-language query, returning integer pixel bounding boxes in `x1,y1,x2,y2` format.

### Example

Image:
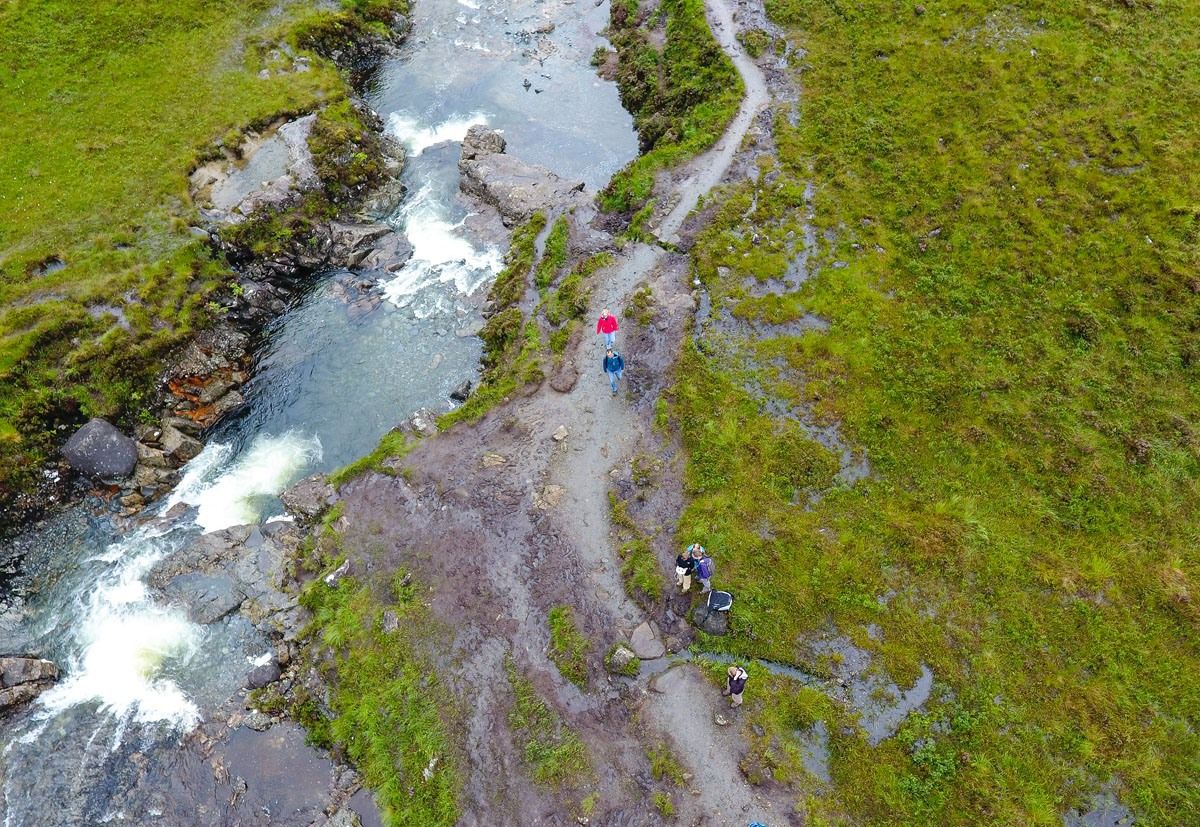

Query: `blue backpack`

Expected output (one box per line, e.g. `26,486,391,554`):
697,557,714,579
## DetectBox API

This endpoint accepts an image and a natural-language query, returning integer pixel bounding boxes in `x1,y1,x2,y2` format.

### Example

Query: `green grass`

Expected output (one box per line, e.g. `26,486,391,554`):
604,642,641,677
506,657,591,787
328,428,410,487
651,790,676,818
0,0,398,505
608,492,665,603
534,216,570,291
671,1,1200,823
547,605,591,688
299,567,460,826
601,0,743,215
647,741,687,787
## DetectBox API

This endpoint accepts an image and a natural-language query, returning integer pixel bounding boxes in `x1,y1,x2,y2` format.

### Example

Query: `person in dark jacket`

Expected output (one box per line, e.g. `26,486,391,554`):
596,308,619,347
603,346,625,395
675,546,697,593
723,665,748,708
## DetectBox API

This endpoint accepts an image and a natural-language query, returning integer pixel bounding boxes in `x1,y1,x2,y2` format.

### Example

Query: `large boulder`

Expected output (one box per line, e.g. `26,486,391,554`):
61,419,137,478
458,126,586,225
0,656,59,713
281,474,336,521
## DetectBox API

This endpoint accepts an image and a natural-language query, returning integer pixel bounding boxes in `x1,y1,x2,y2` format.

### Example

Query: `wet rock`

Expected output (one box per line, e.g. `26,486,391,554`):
449,379,472,402
549,359,579,393
409,408,438,437
281,474,336,521
163,573,245,625
246,661,282,689
61,419,138,478
242,711,274,732
136,443,171,468
328,808,364,827
628,621,665,659
163,415,205,436
460,124,507,159
160,423,204,463
0,656,59,713
198,377,238,406
458,126,586,225
358,231,414,273
330,221,392,267
692,604,730,636
606,644,637,675
534,485,565,510
324,559,352,586
208,389,247,421
165,326,249,381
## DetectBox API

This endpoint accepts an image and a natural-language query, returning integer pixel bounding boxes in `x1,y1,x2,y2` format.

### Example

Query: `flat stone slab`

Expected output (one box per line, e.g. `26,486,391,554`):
629,621,665,659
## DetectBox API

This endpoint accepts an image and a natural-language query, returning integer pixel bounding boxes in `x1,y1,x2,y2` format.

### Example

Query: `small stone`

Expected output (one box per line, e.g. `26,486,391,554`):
481,452,507,468
552,425,569,442
628,621,665,659
606,644,637,674
715,713,730,727
242,711,273,732
246,661,281,689
450,379,472,402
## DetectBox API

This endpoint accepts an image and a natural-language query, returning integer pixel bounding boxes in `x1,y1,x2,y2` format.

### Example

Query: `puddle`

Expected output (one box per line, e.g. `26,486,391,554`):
797,719,831,783
347,787,385,827
210,132,293,212
86,303,131,330
808,635,934,746
31,256,66,276
1063,784,1136,827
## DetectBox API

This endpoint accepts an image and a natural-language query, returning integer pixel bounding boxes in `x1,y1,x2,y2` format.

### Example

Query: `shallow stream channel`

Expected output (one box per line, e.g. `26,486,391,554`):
0,1,636,823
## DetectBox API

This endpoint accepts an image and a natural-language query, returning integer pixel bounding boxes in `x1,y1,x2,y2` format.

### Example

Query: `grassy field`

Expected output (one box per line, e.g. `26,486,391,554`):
669,0,1200,823
0,0,394,503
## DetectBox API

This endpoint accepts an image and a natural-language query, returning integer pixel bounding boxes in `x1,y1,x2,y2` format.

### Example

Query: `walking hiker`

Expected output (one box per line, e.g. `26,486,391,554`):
675,546,698,593
603,346,624,396
691,545,713,594
723,665,748,708
596,308,619,347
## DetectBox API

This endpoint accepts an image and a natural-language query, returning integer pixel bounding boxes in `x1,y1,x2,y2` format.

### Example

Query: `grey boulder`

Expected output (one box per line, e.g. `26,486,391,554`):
61,419,137,478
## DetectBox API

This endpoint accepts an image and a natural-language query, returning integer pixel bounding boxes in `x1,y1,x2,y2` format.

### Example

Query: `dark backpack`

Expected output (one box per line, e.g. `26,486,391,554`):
697,557,713,579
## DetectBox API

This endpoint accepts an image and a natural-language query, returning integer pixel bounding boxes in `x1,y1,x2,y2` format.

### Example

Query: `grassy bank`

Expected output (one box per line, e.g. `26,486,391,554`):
600,0,742,215
0,0,401,505
671,1,1200,823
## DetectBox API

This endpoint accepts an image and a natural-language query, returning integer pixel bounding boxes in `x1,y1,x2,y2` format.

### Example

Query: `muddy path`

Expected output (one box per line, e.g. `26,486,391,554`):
329,0,790,823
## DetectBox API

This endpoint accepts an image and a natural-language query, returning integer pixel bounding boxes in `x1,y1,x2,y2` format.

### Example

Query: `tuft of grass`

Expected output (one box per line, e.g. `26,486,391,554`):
608,492,665,603
647,741,687,787
651,790,676,818
327,428,410,488
547,605,591,688
505,657,591,788
604,642,641,677
534,216,570,291
298,566,460,826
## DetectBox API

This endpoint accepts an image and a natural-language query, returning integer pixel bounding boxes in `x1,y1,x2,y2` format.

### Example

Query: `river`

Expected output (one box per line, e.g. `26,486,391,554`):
0,0,636,823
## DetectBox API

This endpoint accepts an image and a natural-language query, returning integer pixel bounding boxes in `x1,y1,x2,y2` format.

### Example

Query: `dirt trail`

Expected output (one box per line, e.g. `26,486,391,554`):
333,0,790,823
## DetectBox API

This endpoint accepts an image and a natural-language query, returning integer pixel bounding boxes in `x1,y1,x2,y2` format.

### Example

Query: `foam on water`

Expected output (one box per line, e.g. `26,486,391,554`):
382,182,502,306
169,431,323,533
386,111,489,157
38,533,203,728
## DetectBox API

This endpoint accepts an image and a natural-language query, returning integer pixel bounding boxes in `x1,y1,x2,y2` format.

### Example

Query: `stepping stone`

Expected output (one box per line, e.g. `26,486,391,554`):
629,621,665,659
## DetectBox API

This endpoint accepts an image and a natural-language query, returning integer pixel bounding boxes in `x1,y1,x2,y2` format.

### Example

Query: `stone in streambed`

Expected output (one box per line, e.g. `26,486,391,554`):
629,621,665,659
163,572,245,625
458,125,586,225
61,419,138,478
281,473,336,521
160,423,204,463
0,656,60,714
246,660,282,690
450,379,472,402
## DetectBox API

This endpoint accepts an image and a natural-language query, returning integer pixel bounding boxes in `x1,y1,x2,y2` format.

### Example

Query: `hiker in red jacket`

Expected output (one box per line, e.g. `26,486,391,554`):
596,308,618,347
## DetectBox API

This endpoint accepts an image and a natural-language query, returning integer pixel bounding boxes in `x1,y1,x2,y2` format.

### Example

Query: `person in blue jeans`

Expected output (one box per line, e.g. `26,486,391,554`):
603,346,624,395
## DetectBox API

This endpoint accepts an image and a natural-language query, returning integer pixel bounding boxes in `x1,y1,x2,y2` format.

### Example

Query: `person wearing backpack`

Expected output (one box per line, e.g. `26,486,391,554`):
602,346,625,396
691,545,713,594
723,665,749,708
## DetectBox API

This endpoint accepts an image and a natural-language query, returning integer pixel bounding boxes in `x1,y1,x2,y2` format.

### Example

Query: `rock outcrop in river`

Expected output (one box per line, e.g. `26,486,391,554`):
458,125,587,225
0,656,59,714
